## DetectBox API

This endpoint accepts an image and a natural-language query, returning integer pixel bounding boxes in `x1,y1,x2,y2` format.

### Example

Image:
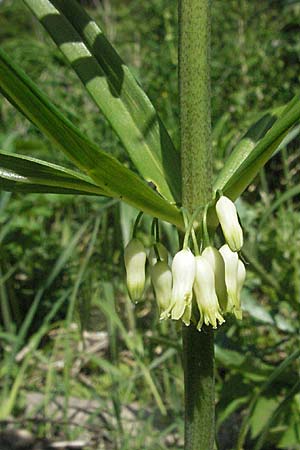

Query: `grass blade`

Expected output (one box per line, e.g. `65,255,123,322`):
253,381,300,450
0,221,90,419
236,348,300,450
258,184,300,229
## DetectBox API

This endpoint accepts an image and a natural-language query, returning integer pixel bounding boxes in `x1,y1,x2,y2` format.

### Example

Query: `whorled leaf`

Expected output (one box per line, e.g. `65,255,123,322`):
214,95,300,199
0,48,183,228
23,0,182,203
0,151,107,195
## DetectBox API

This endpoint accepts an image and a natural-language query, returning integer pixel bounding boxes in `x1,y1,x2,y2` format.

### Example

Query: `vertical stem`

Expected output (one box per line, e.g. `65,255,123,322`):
179,0,212,210
183,326,215,449
179,1,214,449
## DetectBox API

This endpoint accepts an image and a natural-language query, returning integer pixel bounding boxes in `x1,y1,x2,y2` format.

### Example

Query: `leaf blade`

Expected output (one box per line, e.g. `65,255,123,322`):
0,151,107,195
0,49,183,228
23,0,182,202
214,96,300,199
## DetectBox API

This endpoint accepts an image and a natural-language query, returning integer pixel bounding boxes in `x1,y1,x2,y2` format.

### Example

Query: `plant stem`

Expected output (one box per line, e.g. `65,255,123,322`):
182,326,215,449
179,0,214,449
179,0,212,210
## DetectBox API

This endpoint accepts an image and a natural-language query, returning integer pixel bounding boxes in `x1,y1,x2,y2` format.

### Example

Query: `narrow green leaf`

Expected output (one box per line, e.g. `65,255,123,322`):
23,0,181,203
253,382,300,450
214,95,300,199
0,49,183,228
215,346,273,382
214,112,277,193
0,151,108,195
236,348,300,450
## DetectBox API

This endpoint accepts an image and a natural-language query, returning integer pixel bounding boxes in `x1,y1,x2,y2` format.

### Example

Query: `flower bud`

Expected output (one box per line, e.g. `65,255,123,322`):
150,261,172,319
219,244,244,319
124,238,146,302
170,248,196,322
148,243,169,266
216,196,243,252
193,255,225,330
202,246,227,311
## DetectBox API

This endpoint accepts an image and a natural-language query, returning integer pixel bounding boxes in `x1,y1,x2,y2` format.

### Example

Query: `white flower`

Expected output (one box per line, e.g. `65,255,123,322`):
216,196,243,252
124,238,146,302
219,244,244,319
181,301,192,327
237,259,246,292
202,246,227,311
234,259,246,319
150,261,172,319
148,243,169,266
170,248,196,323
193,255,225,330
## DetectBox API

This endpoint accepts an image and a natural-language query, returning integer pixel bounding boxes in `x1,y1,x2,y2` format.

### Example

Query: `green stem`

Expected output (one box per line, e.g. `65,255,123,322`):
183,326,215,449
179,0,214,449
179,0,212,210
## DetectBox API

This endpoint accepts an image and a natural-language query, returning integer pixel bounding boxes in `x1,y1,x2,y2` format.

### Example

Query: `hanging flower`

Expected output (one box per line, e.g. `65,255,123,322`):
148,243,169,266
124,238,147,302
219,244,244,319
237,259,246,292
169,248,196,323
202,246,227,311
193,255,225,330
181,301,193,327
150,261,172,320
216,196,243,252
234,259,246,319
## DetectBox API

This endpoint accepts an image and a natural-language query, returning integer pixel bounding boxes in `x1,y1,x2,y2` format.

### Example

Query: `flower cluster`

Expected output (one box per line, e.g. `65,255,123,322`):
124,196,246,330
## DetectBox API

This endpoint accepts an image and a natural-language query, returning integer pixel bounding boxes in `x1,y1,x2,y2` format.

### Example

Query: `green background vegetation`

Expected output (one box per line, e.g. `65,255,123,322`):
0,0,299,449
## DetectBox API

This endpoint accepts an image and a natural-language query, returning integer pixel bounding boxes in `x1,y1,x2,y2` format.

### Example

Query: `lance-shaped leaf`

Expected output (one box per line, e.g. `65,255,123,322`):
0,49,183,228
0,151,108,195
214,95,300,199
23,0,181,203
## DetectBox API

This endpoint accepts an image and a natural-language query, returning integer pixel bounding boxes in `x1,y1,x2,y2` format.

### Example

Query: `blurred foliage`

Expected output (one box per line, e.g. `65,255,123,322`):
0,0,300,449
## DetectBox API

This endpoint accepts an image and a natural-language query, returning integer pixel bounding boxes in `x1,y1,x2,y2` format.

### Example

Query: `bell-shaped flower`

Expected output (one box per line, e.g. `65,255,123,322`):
237,259,246,291
202,246,227,311
148,243,169,266
170,248,196,322
219,244,243,319
216,196,243,252
234,259,246,320
193,255,225,330
150,261,172,320
124,238,147,302
181,301,192,327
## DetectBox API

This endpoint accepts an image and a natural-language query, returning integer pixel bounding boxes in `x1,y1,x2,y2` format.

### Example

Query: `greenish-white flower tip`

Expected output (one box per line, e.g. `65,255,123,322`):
216,196,243,252
124,238,146,302
148,243,169,266
219,244,243,318
202,246,227,311
194,255,225,331
170,248,196,324
150,261,172,320
234,259,246,320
